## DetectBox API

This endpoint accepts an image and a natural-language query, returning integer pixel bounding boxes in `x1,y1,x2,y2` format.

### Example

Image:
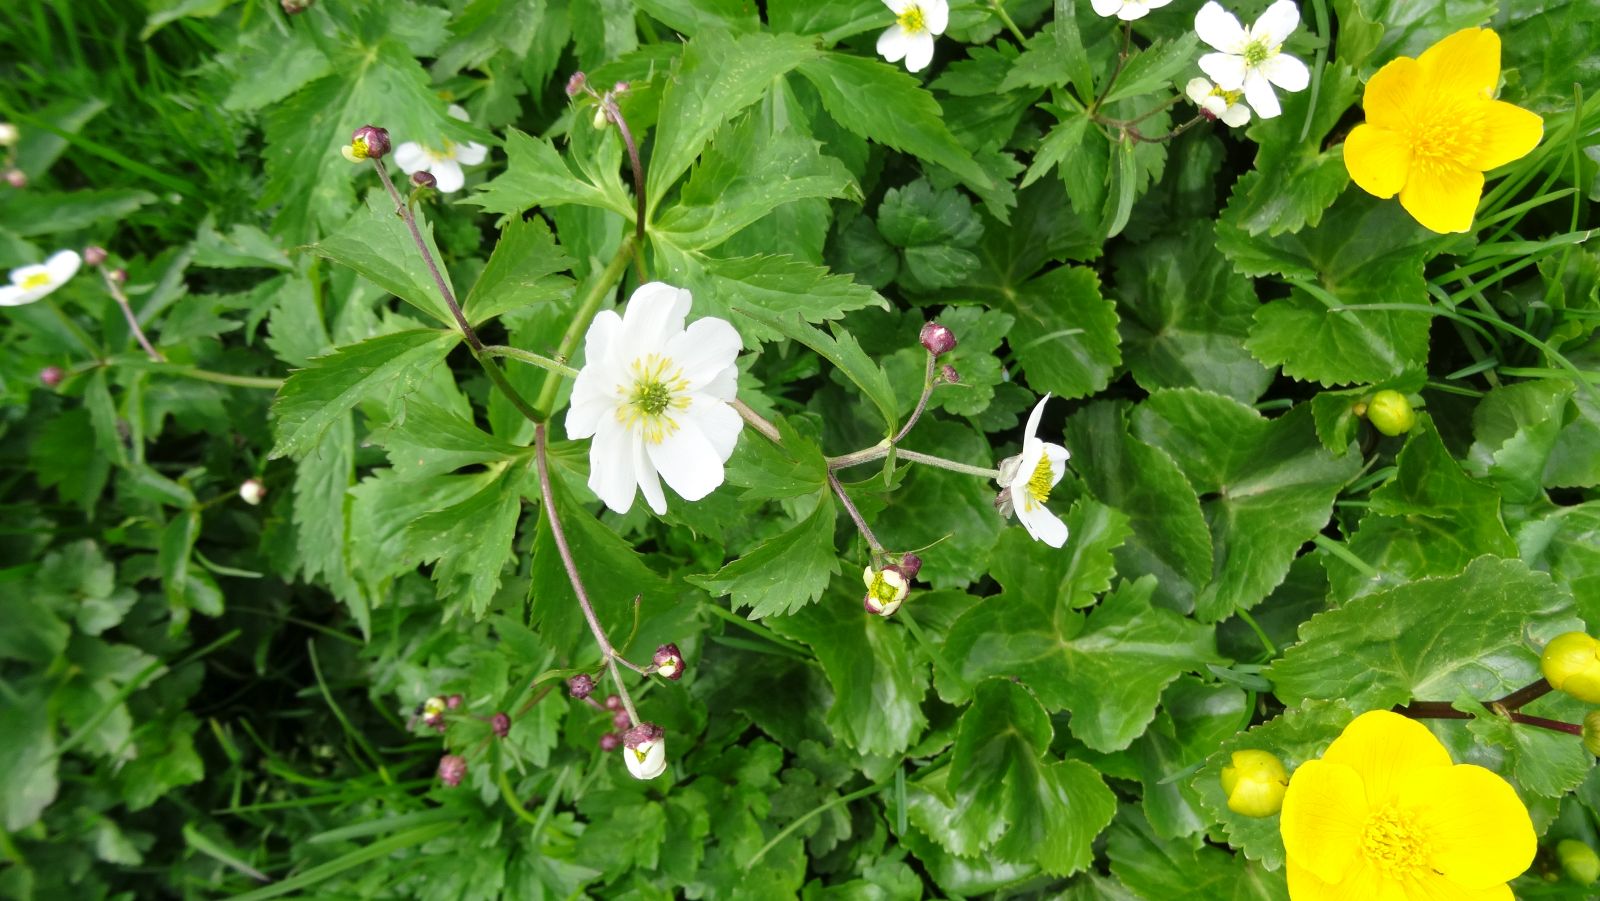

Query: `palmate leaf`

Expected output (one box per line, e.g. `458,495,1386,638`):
688,494,839,619
469,128,633,219
1004,266,1122,399
1518,501,1600,627
1107,806,1289,901
408,464,529,618
736,307,899,434
653,247,891,343
308,189,457,328
462,216,574,326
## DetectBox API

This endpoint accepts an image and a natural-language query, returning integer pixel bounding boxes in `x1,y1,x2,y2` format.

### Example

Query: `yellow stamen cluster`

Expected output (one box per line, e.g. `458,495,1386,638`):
1025,455,1053,507
1362,808,1429,879
617,354,690,444
897,5,926,34
20,272,52,290
1208,85,1244,105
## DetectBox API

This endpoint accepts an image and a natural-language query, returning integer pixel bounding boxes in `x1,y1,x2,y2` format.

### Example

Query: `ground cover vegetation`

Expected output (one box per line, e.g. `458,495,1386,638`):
2,0,1599,897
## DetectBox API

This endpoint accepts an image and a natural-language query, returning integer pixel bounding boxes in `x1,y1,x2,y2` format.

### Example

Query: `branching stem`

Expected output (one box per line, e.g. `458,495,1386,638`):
1398,679,1573,735
829,470,885,556
97,266,163,362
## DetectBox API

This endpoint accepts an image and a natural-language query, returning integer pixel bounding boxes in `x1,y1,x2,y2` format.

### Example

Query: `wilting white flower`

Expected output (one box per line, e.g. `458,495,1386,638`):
1186,77,1252,127
622,724,667,780
876,0,948,74
863,566,909,617
393,105,488,194
565,282,743,516
998,395,1070,548
1091,0,1171,20
0,250,81,307
1194,0,1310,119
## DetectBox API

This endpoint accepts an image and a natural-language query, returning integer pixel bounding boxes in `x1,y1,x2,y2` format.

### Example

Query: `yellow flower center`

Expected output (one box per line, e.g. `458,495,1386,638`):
348,137,371,160
1405,98,1485,170
1208,85,1244,106
897,5,926,34
20,272,52,290
868,574,900,604
1362,807,1430,879
1025,455,1053,506
619,354,690,444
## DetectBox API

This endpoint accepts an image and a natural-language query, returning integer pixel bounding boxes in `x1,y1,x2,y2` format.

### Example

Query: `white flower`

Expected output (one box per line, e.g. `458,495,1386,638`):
1185,77,1252,128
1000,395,1070,548
0,250,81,307
238,478,267,506
1194,0,1310,119
876,0,948,74
1091,0,1172,20
565,282,743,516
0,123,18,147
393,104,488,194
623,725,667,780
863,566,909,616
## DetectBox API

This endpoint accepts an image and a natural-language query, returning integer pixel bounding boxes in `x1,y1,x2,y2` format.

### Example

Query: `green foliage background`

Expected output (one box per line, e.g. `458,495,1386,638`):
1,0,1598,897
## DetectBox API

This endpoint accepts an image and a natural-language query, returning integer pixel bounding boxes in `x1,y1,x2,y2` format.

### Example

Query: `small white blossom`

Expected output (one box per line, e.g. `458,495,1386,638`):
1091,0,1172,21
0,250,81,307
623,725,667,780
0,123,18,146
565,282,743,516
1194,0,1309,119
999,395,1070,548
393,105,488,194
863,566,909,616
876,0,949,74
1186,77,1252,128
238,478,267,506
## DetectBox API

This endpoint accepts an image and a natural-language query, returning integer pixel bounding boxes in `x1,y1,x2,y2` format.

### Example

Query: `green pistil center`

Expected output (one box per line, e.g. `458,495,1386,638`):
869,577,900,604
1242,39,1273,67
898,6,926,33
1026,456,1053,504
630,378,673,416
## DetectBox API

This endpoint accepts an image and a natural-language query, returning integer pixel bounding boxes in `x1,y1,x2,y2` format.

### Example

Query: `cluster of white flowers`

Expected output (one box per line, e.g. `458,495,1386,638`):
1,249,81,307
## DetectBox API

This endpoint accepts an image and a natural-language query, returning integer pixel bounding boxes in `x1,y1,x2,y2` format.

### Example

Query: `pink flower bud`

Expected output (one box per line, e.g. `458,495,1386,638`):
437,754,466,787
599,732,622,752
940,364,960,384
653,643,685,681
622,722,667,780
411,170,436,189
110,268,128,285
613,82,630,94
38,366,64,388
349,125,390,160
919,322,957,355
5,169,27,189
446,694,464,709
612,709,632,731
893,553,923,581
491,712,510,738
568,673,595,699
603,694,623,712
83,246,108,267
565,72,588,98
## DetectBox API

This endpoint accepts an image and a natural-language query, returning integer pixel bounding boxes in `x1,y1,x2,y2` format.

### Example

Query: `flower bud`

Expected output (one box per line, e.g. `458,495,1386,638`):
622,722,667,780
603,694,623,712
568,673,595,699
599,732,622,752
1220,749,1289,818
238,478,267,506
342,125,390,162
613,82,630,95
1364,389,1416,437
893,553,923,582
653,643,685,681
612,709,632,731
0,123,18,146
5,168,26,189
421,695,448,730
281,0,314,13
1585,711,1600,757
38,366,64,388
592,106,610,130
1559,839,1600,885
1542,632,1600,703
940,363,960,384
437,754,466,787
862,566,909,617
110,268,128,285
83,245,108,267
491,712,510,738
446,694,463,709
919,321,957,355
565,72,588,98
411,170,436,189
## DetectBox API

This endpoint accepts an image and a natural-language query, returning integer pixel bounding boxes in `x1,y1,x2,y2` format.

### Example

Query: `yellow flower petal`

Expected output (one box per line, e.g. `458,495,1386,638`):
1281,760,1368,884
1287,858,1388,901
1417,27,1501,98
1399,160,1485,233
1466,99,1544,172
1361,57,1424,131
1344,124,1411,199
1396,869,1515,901
1319,711,1452,805
1398,764,1536,889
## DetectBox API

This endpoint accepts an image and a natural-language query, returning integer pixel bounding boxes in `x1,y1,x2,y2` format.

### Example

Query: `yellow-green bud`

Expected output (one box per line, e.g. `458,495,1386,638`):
1584,711,1600,757
1365,389,1416,437
1541,632,1600,703
1220,749,1288,817
1558,839,1600,885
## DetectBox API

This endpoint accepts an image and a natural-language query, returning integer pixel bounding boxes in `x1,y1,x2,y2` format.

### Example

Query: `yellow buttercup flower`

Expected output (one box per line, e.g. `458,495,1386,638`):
1280,710,1535,900
1344,28,1543,234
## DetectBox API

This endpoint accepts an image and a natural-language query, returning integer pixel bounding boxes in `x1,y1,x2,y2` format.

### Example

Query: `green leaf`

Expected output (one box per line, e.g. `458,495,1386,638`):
1107,806,1289,901
737,307,898,434
877,178,984,292
1496,0,1600,110
0,188,157,237
292,414,367,633
1003,265,1121,399
947,574,1218,752
648,31,820,208
307,189,457,328
767,593,928,756
407,465,529,617
270,329,460,460
1131,391,1362,621
375,399,527,480
0,687,58,830
724,416,829,502
469,128,633,219
1113,231,1273,403
1103,34,1200,104
654,248,890,343
1518,501,1600,627
689,495,839,618
1130,678,1249,841
1268,557,1577,709
1465,691,1594,798
462,216,574,326
796,53,994,198
925,305,1015,417
767,0,883,38
632,0,758,34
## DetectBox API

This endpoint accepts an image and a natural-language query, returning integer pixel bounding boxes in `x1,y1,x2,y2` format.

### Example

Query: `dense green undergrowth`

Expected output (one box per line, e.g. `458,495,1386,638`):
2,0,1599,898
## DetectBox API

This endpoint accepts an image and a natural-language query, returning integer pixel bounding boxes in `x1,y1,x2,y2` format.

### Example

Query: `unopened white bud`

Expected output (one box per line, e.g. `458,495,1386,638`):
238,478,267,506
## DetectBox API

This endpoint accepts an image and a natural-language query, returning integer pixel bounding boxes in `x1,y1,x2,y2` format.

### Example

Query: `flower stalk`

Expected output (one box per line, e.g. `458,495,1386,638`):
95,264,164,363
1396,678,1572,735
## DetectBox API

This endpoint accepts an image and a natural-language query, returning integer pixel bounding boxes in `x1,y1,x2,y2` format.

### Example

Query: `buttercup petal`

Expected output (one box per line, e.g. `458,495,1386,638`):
1344,124,1412,199
1465,100,1543,171
903,32,935,73
1199,52,1248,91
392,142,428,173
454,141,488,166
430,158,465,193
1016,502,1068,548
1280,760,1367,884
1417,27,1500,98
646,419,725,503
1400,764,1535,889
1251,0,1300,47
1286,858,1387,901
663,316,743,391
1401,870,1515,901
1361,57,1424,131
923,0,948,35
588,414,638,514
1319,711,1452,806
1241,70,1282,118
1194,2,1247,53
1399,158,1484,234
877,24,911,64
1264,52,1309,92
620,282,691,361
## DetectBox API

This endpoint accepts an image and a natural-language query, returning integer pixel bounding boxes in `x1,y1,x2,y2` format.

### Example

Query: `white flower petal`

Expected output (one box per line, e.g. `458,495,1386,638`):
0,285,30,306
1199,52,1248,90
1120,1,1154,20
634,436,669,515
44,249,81,284
663,316,743,391
447,104,470,122
1017,503,1070,548
923,0,948,34
620,282,691,361
8,262,49,287
1251,0,1300,47
1194,2,1248,53
430,159,466,193
1242,69,1282,118
1009,437,1046,494
1263,52,1310,92
454,141,488,166
686,394,744,461
1221,102,1253,127
582,308,623,371
588,414,638,514
565,391,613,441
876,25,911,64
903,32,936,71
883,0,912,13
699,363,738,402
393,142,428,173
1091,0,1125,16
625,739,667,780
1042,442,1071,489
1023,393,1051,443
1186,77,1215,105
1203,95,1229,117
645,419,726,503
1146,0,1173,8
